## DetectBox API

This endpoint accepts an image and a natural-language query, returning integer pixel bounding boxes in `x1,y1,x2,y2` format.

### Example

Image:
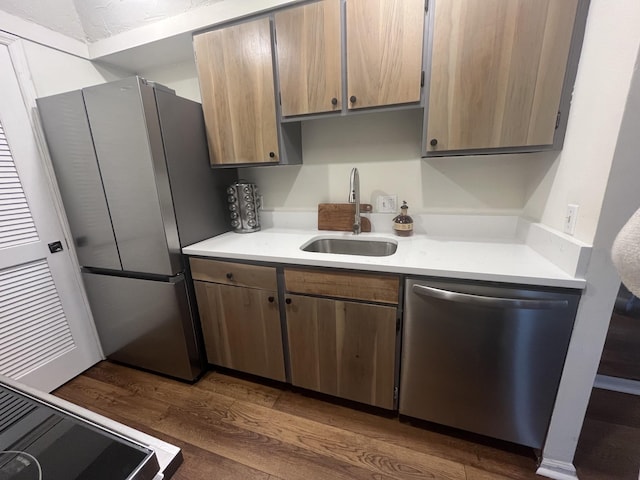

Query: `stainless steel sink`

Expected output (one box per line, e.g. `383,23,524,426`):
301,237,397,257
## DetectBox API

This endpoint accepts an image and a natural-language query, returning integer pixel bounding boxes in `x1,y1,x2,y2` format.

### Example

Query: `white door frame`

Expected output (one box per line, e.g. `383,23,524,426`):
0,32,104,385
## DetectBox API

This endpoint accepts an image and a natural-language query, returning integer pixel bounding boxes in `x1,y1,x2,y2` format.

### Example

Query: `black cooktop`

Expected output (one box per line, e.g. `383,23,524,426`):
0,385,159,480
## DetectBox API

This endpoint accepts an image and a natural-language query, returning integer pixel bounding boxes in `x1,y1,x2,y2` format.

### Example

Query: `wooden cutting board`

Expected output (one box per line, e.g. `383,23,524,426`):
318,203,373,232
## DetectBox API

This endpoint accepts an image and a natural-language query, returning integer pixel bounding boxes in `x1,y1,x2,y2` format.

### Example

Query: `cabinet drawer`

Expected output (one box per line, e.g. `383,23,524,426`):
190,257,277,290
284,268,399,304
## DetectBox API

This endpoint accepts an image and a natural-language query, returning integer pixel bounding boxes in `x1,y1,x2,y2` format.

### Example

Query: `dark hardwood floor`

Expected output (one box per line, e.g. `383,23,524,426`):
575,388,640,480
53,362,640,480
598,311,640,381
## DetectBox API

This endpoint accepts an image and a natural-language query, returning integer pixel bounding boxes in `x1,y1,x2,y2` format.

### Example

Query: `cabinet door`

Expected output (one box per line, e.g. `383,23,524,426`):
346,0,425,110
194,281,285,381
193,18,279,165
275,0,342,116
426,0,578,152
285,294,397,409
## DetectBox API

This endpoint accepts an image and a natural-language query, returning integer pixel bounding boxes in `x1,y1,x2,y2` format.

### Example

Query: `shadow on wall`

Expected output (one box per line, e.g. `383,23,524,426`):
94,62,135,82
301,109,423,165
139,60,201,101
522,150,561,221
243,109,423,209
422,151,558,214
241,108,560,214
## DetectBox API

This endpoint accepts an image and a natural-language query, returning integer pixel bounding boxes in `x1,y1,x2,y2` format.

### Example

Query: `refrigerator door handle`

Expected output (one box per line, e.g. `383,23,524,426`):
411,284,569,310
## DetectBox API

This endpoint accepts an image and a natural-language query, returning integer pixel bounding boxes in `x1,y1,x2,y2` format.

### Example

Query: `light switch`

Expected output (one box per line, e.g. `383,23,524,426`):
564,204,579,235
377,195,398,213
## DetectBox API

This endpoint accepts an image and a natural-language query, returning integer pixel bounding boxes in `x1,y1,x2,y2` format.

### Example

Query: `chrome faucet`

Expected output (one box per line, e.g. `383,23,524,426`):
349,167,361,235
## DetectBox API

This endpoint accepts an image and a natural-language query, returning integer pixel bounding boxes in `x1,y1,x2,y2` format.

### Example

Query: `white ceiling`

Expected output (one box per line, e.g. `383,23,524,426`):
74,0,222,42
0,0,221,42
0,0,85,40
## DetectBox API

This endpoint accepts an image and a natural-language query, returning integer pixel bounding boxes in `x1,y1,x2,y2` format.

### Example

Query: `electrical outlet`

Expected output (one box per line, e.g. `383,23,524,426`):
564,204,579,235
377,195,398,213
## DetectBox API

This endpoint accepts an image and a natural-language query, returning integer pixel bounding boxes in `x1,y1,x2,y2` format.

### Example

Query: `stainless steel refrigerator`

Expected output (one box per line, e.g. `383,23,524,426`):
37,76,237,381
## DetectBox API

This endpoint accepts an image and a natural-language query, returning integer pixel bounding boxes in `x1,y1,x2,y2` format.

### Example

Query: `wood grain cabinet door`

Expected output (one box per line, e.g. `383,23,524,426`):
194,281,286,381
193,18,279,165
275,0,342,116
425,0,578,153
346,0,425,110
285,294,397,409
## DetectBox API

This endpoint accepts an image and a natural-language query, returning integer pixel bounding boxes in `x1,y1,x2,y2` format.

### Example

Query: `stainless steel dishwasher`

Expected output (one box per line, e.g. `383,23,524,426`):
400,278,580,449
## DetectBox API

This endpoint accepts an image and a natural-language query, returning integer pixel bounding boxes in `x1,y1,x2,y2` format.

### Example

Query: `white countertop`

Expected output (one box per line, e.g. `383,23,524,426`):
183,228,586,289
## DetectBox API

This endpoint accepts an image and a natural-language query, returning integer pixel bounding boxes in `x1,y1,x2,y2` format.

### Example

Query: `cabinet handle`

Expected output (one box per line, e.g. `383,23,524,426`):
412,284,569,309
331,97,338,106
226,272,233,279
430,138,438,147
269,151,275,158
285,298,292,305
349,95,357,104
268,296,275,303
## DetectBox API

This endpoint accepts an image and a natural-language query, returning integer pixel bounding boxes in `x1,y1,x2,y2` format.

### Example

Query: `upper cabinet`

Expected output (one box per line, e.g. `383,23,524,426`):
193,0,586,162
194,18,302,167
194,18,277,165
274,0,342,116
425,0,580,154
346,0,425,110
274,0,426,117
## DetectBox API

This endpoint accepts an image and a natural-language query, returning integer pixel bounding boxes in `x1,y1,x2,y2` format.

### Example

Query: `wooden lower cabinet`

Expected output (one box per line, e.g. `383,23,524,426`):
194,280,286,382
285,294,397,409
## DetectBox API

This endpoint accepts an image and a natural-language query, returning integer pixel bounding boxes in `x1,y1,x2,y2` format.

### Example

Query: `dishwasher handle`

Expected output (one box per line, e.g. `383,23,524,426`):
412,284,569,310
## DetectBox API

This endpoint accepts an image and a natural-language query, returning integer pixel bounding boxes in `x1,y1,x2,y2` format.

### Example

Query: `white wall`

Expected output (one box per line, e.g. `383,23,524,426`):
21,40,130,97
526,0,640,244
245,112,557,214
138,60,201,102
140,60,557,216
528,1,640,471
0,8,89,58
137,0,640,238
541,46,640,473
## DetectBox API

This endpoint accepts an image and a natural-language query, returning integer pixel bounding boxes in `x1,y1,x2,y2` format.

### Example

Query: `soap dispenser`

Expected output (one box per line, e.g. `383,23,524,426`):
393,201,414,236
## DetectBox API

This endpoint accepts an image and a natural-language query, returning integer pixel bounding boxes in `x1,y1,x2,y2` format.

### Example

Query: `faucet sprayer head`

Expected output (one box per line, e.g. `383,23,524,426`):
349,168,359,203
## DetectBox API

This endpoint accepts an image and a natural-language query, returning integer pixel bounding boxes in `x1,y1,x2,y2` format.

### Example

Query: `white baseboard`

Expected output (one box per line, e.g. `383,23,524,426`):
594,374,640,395
537,458,578,480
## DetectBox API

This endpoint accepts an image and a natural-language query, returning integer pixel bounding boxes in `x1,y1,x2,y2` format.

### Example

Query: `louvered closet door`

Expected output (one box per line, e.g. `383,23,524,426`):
0,44,101,392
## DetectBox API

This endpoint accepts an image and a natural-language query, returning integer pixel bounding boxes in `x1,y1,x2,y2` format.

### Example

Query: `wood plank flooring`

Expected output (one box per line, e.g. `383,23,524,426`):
575,388,640,480
53,362,640,480
598,311,640,381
